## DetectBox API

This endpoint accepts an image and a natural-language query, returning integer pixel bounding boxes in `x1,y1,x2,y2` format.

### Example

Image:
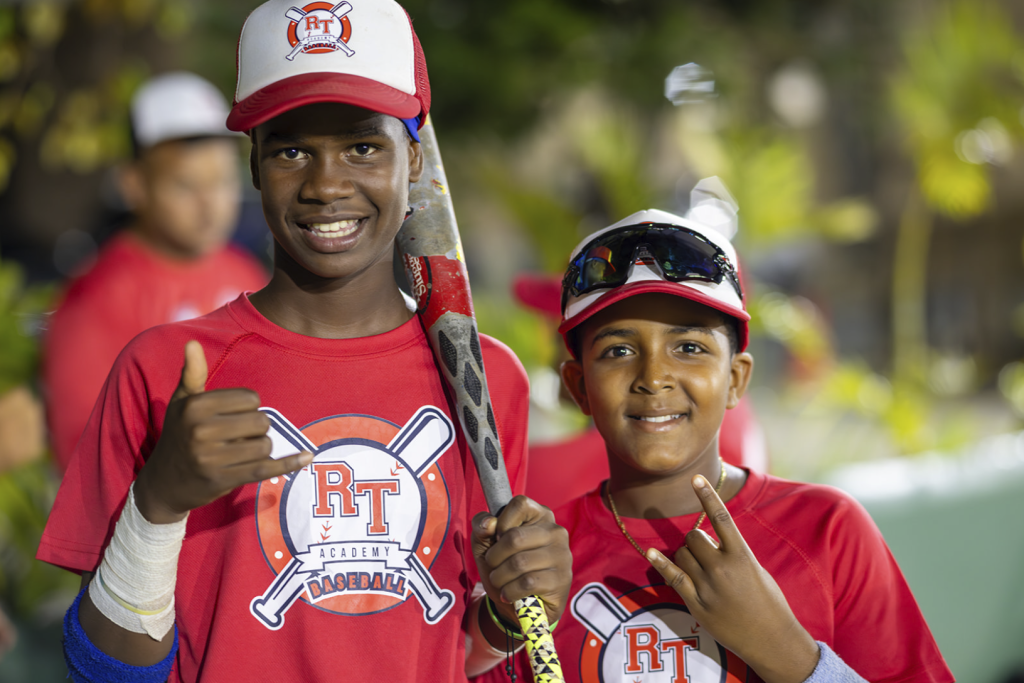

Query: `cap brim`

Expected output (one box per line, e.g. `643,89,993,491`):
227,72,421,132
558,280,750,354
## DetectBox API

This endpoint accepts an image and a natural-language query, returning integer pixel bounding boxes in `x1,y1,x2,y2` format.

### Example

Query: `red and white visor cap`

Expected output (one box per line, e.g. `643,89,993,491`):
227,0,429,132
559,203,750,353
132,72,234,148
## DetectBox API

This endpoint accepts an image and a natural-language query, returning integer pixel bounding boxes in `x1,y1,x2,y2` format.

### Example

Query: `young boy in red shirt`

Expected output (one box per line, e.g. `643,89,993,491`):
44,71,268,472
37,2,570,681
548,204,953,682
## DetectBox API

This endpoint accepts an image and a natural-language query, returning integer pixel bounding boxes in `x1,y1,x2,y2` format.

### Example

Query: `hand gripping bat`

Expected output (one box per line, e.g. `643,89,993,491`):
396,118,565,683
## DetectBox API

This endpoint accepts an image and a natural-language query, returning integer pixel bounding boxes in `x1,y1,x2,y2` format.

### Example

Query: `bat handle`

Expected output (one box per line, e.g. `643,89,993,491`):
514,595,565,682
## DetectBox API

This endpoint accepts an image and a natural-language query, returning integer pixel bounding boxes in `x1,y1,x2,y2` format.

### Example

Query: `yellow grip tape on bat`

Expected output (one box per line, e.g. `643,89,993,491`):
515,596,565,683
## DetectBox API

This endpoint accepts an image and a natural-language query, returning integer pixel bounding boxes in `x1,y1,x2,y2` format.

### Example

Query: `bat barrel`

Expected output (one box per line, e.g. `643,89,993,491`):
400,120,462,260
426,312,514,514
397,118,565,682
397,119,513,514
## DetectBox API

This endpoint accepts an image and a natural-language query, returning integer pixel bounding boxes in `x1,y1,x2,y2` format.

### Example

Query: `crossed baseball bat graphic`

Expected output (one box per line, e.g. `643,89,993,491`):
285,2,354,61
250,406,456,630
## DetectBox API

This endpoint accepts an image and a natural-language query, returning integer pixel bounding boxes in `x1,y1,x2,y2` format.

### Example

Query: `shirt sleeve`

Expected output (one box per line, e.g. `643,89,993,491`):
826,493,954,683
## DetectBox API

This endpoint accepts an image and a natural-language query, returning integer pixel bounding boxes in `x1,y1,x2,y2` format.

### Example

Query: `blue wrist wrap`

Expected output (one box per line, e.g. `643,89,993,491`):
63,587,178,683
804,641,868,683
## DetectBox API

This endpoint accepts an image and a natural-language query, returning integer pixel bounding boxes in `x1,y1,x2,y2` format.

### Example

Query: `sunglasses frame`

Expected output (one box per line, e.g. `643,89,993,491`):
561,223,743,314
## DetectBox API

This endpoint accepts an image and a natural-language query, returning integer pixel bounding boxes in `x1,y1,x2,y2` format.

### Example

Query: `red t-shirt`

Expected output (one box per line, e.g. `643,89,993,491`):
546,470,953,683
525,397,767,510
43,232,268,472
37,295,528,683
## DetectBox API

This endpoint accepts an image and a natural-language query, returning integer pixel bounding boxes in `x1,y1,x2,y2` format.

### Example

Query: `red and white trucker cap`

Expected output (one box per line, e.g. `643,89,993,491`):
227,0,430,132
132,72,234,148
559,199,750,354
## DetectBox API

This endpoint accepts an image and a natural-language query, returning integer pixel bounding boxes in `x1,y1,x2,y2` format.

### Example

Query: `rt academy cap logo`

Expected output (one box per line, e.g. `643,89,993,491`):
227,0,431,132
285,2,354,60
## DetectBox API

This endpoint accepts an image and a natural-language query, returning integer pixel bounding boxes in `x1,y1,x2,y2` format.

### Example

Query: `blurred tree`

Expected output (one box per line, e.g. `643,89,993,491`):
0,0,190,267
882,0,1024,450
0,260,74,626
890,0,1024,387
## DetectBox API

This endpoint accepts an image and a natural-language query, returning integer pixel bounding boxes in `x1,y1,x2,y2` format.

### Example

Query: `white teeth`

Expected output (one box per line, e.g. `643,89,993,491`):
309,219,359,237
637,414,681,423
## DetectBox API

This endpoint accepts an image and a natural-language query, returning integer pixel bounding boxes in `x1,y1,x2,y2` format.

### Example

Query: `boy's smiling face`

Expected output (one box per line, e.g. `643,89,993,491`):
562,293,753,482
252,102,423,281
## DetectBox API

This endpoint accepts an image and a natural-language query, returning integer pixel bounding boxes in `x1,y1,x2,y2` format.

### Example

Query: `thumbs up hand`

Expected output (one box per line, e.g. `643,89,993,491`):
173,340,208,400
134,341,314,525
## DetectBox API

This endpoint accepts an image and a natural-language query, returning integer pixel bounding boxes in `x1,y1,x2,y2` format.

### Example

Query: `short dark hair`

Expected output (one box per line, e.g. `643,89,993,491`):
130,132,234,160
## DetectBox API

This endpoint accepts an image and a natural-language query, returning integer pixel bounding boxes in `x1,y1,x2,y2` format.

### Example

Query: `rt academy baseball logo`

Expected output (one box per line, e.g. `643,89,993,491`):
285,2,355,61
571,583,751,683
250,406,456,630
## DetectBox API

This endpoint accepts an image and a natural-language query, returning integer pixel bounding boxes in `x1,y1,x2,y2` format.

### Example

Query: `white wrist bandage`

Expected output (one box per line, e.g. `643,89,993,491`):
88,483,188,641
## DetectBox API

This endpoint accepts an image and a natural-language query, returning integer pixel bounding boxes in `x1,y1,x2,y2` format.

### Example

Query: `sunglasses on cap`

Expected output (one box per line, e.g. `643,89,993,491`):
561,223,743,314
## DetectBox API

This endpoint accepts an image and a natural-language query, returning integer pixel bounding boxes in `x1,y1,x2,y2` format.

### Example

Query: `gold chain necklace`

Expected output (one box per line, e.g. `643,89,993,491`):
606,457,727,558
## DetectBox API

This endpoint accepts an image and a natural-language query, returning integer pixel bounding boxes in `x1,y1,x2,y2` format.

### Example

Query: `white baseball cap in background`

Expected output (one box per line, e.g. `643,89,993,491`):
131,71,234,149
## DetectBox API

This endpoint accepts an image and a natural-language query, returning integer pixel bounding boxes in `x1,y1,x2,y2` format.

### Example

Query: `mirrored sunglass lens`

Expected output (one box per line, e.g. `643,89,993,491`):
572,231,642,292
648,232,720,281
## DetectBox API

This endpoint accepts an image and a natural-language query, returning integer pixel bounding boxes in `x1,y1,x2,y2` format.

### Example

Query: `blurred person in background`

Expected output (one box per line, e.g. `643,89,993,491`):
517,178,767,511
42,72,268,473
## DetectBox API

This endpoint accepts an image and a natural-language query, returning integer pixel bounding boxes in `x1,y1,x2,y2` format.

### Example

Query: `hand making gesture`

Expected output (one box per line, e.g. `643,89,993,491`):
134,341,314,525
646,474,822,683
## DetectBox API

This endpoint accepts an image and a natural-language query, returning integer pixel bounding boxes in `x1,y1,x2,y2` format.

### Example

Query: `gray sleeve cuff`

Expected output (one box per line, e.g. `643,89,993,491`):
805,641,868,683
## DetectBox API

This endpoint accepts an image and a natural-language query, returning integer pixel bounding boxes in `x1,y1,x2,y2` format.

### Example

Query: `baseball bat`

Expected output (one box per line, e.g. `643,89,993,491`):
396,117,565,683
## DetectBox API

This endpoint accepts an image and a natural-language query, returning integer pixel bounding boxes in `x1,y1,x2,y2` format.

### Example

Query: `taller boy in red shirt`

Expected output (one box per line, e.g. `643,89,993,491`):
37,2,571,681
549,202,953,682
44,71,267,472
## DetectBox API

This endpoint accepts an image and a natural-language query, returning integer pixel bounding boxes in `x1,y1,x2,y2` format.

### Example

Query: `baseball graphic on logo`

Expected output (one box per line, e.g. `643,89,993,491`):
285,2,355,60
250,406,456,630
572,583,750,683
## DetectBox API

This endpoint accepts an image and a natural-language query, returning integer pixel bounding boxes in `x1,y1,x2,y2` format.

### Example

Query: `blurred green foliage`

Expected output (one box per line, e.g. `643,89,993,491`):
0,460,76,620
890,0,1024,219
886,0,1024,435
0,0,192,191
0,259,72,620
474,292,557,372
0,262,49,396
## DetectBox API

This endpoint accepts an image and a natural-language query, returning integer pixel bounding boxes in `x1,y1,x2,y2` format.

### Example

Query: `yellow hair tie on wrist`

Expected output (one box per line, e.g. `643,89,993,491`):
97,571,170,616
486,595,559,641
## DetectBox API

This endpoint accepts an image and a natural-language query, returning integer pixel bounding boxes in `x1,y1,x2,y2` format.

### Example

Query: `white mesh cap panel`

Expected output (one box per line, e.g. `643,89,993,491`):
235,0,416,102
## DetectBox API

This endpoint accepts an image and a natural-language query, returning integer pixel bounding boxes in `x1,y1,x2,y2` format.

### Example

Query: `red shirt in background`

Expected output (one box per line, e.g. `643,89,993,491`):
43,232,267,471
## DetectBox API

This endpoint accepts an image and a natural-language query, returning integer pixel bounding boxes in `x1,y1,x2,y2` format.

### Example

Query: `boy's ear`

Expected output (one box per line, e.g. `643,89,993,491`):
408,139,424,184
726,352,754,410
559,360,592,416
249,138,261,191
